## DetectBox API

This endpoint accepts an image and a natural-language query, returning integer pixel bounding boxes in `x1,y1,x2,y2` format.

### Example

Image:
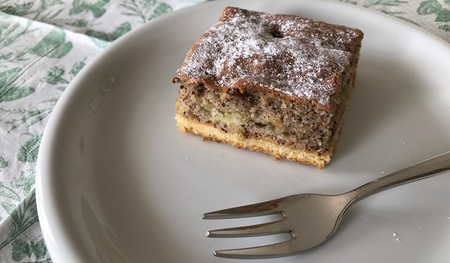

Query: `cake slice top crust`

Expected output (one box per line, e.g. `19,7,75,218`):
177,7,363,111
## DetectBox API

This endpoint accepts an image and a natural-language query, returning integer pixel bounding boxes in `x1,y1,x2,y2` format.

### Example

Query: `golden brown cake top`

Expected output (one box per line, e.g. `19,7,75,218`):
177,7,363,110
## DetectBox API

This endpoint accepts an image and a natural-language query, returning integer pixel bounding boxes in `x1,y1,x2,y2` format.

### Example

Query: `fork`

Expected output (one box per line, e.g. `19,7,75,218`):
203,151,450,259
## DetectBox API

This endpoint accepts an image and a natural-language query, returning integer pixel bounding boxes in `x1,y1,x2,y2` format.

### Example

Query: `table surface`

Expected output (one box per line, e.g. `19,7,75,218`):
0,0,449,262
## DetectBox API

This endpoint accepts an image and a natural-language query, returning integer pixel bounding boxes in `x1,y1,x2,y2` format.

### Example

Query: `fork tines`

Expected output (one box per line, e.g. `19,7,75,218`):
211,240,295,259
203,198,296,259
203,198,283,219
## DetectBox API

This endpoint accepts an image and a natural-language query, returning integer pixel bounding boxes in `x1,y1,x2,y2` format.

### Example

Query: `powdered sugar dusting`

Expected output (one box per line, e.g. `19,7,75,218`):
178,7,362,107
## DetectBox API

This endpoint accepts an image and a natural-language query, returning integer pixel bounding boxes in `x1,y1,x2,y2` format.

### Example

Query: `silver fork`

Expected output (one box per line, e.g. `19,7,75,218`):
203,151,450,259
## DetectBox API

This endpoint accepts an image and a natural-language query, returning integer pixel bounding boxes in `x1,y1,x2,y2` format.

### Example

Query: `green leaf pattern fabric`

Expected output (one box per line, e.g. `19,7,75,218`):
341,0,450,36
0,0,448,262
30,29,73,58
0,68,35,103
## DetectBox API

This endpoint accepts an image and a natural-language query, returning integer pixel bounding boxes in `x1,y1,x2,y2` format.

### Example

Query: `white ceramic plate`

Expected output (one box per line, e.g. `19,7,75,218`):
36,0,450,262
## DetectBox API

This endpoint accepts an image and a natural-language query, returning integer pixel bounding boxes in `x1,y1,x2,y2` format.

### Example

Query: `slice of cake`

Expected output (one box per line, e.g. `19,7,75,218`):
172,7,364,168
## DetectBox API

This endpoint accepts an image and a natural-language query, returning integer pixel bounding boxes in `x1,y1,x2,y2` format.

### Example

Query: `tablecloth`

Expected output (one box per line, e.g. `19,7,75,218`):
0,0,448,262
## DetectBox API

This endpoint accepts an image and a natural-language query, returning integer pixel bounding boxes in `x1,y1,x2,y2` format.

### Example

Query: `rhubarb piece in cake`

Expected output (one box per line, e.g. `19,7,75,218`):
172,7,364,168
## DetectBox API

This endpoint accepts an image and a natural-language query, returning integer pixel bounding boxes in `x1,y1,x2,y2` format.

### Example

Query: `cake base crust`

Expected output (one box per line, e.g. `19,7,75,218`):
176,113,332,168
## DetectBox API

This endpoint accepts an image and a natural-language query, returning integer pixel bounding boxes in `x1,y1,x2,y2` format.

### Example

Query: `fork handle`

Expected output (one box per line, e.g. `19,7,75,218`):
346,151,450,204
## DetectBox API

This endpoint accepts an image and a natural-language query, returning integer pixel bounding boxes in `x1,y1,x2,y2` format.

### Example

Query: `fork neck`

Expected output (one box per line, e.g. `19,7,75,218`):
344,151,450,205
